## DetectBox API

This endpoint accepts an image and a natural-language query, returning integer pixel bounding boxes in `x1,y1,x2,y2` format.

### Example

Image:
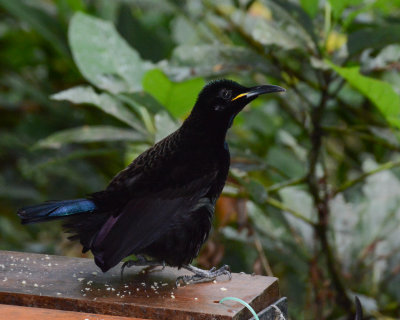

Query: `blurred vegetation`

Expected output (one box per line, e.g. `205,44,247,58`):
1,0,400,318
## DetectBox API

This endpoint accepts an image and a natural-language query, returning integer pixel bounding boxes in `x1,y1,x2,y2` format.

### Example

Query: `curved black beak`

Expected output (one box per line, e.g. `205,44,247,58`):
232,84,286,101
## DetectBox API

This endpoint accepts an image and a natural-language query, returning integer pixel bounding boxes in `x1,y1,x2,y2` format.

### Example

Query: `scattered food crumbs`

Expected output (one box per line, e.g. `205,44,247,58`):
85,288,90,291
136,288,139,291
111,288,115,291
45,256,50,260
161,283,168,286
194,297,198,300
220,287,227,291
83,293,86,297
3,278,7,282
106,288,111,291
47,263,52,267
80,271,84,274
34,283,38,287
72,273,76,277
21,280,26,285
56,292,61,295
213,280,217,284
87,280,93,285
92,272,98,275
171,294,175,299
0,264,4,269
77,278,85,282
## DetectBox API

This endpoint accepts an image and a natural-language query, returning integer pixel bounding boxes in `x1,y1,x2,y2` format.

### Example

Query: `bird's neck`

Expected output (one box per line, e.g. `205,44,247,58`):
179,112,231,147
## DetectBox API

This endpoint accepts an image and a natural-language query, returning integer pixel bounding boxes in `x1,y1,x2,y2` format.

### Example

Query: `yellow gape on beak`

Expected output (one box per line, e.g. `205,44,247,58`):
231,92,248,101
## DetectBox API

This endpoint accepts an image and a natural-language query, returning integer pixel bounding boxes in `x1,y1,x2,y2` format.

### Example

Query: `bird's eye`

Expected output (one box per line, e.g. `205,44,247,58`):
220,89,232,100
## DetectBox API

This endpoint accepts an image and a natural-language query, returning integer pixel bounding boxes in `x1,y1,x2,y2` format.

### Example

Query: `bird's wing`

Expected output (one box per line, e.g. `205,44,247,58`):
91,171,217,271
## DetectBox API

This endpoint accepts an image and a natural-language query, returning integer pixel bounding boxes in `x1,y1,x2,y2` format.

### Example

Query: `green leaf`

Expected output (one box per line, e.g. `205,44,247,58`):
232,9,302,50
68,12,153,93
154,111,180,143
35,126,145,149
347,25,400,56
51,86,145,133
300,0,319,17
168,45,277,80
0,0,68,55
142,69,204,118
327,0,362,18
265,0,318,50
329,62,400,129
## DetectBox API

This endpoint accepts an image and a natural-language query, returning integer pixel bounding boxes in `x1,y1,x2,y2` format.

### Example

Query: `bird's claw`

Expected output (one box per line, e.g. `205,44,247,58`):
176,264,231,286
120,256,165,280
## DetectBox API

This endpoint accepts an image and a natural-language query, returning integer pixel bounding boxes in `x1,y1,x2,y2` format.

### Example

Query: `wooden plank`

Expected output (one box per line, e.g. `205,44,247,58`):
0,304,147,320
0,251,279,320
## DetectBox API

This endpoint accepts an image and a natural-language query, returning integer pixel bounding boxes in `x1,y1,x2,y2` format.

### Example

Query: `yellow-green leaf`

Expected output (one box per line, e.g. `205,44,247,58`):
329,62,400,129
142,69,204,118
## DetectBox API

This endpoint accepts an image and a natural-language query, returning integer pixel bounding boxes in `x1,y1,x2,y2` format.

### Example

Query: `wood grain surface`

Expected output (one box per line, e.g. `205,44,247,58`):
0,251,279,319
0,304,147,320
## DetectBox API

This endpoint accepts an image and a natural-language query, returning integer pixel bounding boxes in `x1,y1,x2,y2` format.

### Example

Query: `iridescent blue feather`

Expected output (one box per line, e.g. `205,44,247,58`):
18,199,96,224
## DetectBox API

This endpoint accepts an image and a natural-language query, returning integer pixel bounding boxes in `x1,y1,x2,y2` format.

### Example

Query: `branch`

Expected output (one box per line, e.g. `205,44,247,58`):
266,176,307,193
265,197,315,226
334,159,400,195
307,74,353,313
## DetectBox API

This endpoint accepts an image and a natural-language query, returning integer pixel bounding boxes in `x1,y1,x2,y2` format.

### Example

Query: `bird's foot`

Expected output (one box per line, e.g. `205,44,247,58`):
120,255,165,279
176,264,231,286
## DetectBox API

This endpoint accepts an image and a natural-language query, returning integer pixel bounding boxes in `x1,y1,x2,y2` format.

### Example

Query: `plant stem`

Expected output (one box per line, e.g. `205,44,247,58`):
334,159,400,195
307,73,353,313
266,197,315,226
266,176,307,193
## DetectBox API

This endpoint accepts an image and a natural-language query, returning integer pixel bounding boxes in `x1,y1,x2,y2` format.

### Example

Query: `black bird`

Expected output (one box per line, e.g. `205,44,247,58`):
18,79,285,284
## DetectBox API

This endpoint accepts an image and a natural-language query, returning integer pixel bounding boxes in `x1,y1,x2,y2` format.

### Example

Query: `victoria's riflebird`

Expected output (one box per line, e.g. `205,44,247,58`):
18,79,285,284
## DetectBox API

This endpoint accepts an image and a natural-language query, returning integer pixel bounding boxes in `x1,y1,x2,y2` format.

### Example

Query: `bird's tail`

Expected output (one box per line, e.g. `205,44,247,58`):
18,199,96,224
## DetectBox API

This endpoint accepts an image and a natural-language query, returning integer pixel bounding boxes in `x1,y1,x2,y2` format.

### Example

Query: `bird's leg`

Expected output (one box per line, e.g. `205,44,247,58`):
176,264,231,286
120,255,165,279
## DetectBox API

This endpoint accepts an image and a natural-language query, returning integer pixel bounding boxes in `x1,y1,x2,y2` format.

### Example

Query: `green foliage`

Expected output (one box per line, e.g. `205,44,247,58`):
69,12,152,93
142,69,204,118
2,0,400,318
329,63,400,128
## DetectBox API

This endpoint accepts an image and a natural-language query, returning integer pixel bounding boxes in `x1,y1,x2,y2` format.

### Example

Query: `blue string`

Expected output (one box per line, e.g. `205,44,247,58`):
219,296,260,320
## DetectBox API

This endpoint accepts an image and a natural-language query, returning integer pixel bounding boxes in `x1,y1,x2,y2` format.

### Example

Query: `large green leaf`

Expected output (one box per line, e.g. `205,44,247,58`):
347,25,400,56
142,69,204,118
68,12,153,93
328,0,363,17
232,9,302,51
329,63,400,129
168,45,278,80
51,86,145,133
35,125,145,149
0,1,68,55
300,0,319,18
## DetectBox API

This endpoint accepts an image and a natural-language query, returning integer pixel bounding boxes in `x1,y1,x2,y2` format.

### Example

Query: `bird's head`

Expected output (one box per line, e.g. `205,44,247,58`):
190,79,285,128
